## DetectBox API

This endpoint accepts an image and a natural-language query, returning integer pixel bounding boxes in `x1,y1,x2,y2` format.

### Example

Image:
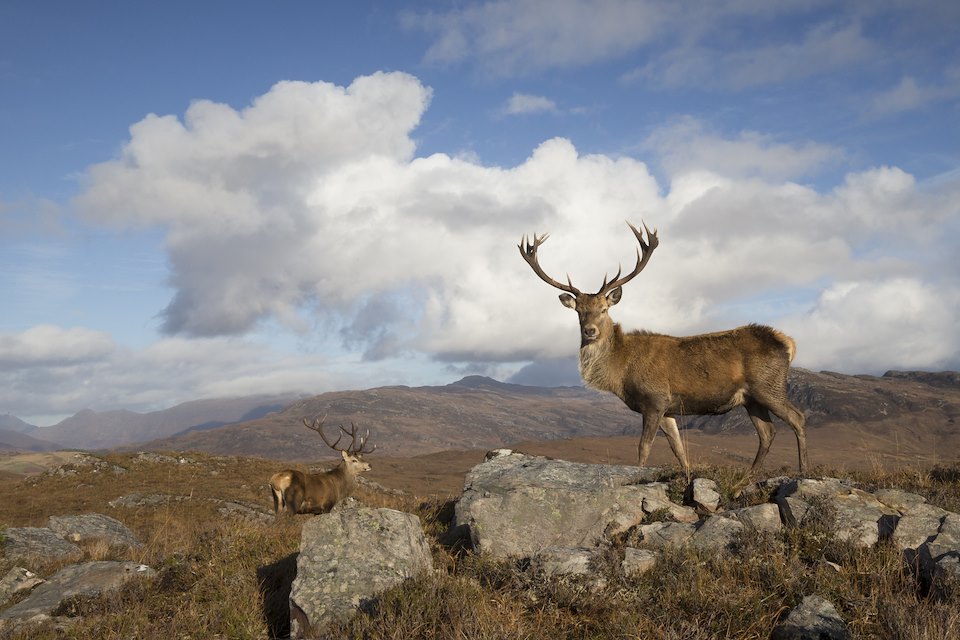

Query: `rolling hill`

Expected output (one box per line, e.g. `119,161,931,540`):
137,369,960,467
28,394,300,450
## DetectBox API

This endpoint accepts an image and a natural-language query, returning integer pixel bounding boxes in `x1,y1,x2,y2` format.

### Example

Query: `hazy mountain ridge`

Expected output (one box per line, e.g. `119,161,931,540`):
0,414,37,433
27,394,301,450
137,368,960,462
0,428,61,452
5,369,957,459
137,376,636,460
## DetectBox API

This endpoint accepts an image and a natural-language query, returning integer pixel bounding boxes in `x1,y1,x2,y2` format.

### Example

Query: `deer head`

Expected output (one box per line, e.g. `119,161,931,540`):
302,416,375,473
518,221,658,347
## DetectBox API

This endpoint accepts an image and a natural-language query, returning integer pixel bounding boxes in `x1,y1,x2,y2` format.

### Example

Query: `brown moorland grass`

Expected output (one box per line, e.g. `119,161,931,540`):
0,451,957,639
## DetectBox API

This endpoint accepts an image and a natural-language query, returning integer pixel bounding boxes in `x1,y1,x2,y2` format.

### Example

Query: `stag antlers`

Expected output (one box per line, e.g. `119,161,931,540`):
302,415,376,455
518,221,659,297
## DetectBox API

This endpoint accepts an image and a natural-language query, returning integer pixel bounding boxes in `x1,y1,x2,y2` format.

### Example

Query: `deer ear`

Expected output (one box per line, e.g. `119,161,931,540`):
340,450,349,460
559,293,577,309
606,287,622,306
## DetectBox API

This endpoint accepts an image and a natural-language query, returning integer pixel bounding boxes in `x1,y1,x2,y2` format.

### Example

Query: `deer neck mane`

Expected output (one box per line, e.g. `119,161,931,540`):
578,323,626,396
328,461,356,485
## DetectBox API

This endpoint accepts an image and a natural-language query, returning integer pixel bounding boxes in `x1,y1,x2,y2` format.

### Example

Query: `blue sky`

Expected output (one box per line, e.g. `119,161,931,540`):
1,0,959,425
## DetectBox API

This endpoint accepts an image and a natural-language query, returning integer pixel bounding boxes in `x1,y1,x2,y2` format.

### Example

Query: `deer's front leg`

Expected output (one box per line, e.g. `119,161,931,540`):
637,409,665,467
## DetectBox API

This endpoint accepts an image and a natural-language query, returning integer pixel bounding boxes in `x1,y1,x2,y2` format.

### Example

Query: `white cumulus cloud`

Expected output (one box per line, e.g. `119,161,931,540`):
65,71,960,396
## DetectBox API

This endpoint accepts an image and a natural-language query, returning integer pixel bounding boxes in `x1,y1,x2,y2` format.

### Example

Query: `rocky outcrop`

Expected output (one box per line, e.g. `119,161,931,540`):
290,504,433,639
47,514,141,547
1,527,81,563
1,512,150,632
454,452,960,590
453,452,665,557
4,513,140,562
0,561,154,625
109,493,273,524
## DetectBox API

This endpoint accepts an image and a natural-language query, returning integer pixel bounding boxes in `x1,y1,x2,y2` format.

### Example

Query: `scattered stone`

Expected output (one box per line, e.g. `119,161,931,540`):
47,514,140,548
636,522,697,549
771,595,851,640
917,512,960,582
639,483,699,523
777,477,855,501
691,515,744,551
721,503,782,533
0,561,155,623
931,552,960,598
38,453,125,479
290,506,433,639
2,528,80,563
776,480,899,547
892,510,944,552
132,452,194,465
108,493,180,509
216,501,273,525
0,568,44,604
107,494,271,523
688,477,721,513
621,548,659,578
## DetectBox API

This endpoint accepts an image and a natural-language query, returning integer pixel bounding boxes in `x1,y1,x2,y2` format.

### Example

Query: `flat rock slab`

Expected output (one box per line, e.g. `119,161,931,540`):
47,514,140,548
2,527,80,563
0,561,154,622
455,453,667,557
622,548,659,578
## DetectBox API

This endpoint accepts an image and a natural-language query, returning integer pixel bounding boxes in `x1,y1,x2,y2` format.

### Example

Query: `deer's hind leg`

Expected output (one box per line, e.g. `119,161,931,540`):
744,400,777,477
751,387,808,475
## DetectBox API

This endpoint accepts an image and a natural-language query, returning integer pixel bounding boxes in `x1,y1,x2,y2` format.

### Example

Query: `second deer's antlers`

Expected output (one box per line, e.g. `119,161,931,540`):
302,415,376,455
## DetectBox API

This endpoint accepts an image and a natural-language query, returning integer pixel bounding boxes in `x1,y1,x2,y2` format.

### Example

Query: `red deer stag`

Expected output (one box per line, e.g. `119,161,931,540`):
518,221,807,482
269,417,375,516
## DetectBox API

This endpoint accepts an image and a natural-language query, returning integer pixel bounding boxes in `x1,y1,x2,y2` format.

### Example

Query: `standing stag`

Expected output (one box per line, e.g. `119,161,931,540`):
269,416,375,516
518,221,807,481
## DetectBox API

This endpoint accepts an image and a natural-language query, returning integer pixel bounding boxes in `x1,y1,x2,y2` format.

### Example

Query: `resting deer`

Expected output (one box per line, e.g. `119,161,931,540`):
519,221,808,482
269,417,375,516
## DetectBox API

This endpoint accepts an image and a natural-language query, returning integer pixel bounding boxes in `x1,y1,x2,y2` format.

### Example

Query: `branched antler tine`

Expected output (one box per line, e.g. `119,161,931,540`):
303,415,346,451
356,427,377,454
336,422,376,454
518,231,581,295
597,220,659,295
338,423,358,452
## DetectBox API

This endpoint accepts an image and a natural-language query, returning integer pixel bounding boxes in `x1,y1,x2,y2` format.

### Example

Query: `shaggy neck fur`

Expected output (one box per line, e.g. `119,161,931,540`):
331,464,358,492
578,324,626,397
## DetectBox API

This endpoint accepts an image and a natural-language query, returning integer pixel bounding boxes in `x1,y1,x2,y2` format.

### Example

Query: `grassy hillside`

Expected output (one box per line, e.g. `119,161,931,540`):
1,450,959,638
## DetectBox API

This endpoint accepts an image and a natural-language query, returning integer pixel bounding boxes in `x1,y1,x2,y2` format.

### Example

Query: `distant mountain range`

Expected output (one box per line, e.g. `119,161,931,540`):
137,369,960,462
0,395,299,452
0,414,37,433
3,370,957,463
